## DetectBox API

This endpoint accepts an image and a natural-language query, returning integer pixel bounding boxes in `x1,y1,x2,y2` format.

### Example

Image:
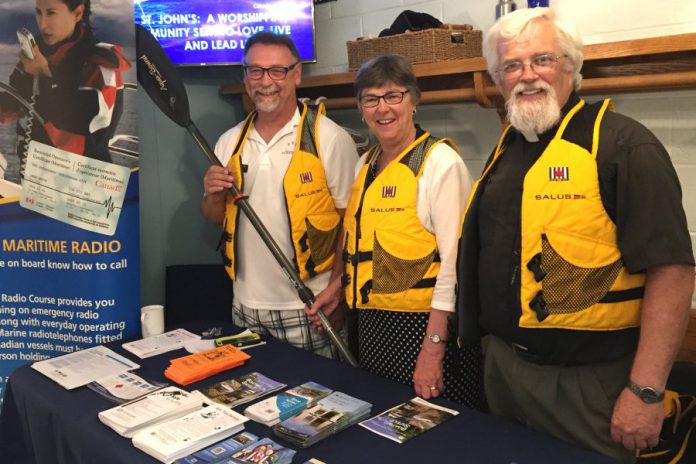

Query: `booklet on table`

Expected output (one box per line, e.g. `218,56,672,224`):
203,372,286,408
244,381,332,426
122,328,201,359
358,396,459,443
31,345,139,390
174,431,259,464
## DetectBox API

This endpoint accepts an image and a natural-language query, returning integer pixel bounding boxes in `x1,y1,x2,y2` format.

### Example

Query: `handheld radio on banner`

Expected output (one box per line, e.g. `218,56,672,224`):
17,28,36,60
16,27,39,175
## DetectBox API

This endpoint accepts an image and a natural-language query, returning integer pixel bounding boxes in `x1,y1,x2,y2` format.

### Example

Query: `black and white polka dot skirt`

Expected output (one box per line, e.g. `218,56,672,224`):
357,309,485,410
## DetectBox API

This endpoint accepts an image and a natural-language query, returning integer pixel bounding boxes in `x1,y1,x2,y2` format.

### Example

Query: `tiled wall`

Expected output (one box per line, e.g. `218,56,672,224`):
310,0,696,307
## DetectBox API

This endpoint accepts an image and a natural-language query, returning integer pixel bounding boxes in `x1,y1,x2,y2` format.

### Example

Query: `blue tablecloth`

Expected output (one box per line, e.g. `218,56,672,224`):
0,320,617,463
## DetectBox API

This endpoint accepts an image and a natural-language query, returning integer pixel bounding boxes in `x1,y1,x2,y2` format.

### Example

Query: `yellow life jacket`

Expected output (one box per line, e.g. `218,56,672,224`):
481,98,645,331
343,129,454,311
221,101,341,282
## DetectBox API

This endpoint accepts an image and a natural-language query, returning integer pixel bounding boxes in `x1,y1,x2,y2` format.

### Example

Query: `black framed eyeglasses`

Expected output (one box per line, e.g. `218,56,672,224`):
359,90,410,108
243,62,300,80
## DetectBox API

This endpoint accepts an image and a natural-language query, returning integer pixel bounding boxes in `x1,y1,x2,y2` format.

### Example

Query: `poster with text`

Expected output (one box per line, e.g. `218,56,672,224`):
0,0,139,408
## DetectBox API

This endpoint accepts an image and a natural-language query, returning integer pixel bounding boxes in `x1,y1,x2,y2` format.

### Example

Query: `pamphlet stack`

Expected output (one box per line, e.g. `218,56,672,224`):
272,391,372,448
132,404,249,463
98,386,206,437
165,344,251,385
202,372,286,408
244,381,332,426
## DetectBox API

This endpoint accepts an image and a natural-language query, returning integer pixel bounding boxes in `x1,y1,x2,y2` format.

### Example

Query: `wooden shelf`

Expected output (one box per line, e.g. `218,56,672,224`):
220,33,696,110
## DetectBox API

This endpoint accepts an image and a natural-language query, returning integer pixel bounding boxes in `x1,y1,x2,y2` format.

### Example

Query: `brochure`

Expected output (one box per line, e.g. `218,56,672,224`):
174,431,259,464
98,386,206,437
244,381,332,426
273,391,372,448
31,345,139,390
224,437,296,464
203,372,286,408
88,371,168,403
359,396,459,443
122,328,201,359
132,404,249,463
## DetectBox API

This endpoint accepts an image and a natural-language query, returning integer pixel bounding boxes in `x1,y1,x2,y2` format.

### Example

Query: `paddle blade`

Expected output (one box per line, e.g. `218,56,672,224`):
135,24,192,128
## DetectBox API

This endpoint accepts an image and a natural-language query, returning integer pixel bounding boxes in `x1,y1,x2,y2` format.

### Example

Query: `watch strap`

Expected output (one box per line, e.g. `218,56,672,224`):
626,379,665,404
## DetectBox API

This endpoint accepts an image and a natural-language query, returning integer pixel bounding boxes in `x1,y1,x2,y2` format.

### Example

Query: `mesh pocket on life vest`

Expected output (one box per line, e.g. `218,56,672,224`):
306,217,340,266
372,235,435,293
540,234,622,313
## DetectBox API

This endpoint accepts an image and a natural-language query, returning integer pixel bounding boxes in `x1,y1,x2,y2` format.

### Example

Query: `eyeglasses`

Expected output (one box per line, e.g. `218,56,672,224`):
359,90,410,108
243,62,299,80
496,54,567,80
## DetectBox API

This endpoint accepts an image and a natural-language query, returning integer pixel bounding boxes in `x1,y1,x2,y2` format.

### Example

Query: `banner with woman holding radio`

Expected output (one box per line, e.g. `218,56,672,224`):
0,0,140,410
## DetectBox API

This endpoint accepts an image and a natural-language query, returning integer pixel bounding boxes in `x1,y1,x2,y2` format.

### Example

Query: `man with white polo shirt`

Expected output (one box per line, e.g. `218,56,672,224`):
201,32,357,358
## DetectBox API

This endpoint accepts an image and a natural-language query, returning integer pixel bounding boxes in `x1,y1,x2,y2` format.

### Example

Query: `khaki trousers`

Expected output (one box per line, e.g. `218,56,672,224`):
485,335,635,463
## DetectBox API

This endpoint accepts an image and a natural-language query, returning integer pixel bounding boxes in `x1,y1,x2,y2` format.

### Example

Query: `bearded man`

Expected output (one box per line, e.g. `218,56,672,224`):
455,8,694,463
202,32,357,358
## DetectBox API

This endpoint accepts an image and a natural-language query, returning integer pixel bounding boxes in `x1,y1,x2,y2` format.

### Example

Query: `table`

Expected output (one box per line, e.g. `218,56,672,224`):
0,320,618,464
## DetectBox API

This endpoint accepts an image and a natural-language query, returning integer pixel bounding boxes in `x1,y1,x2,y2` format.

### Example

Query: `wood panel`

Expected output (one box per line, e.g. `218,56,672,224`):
220,32,696,111
677,312,696,364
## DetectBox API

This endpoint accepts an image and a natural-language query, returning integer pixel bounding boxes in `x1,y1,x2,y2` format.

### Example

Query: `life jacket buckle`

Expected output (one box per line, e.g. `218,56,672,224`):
530,291,549,322
527,253,547,282
360,280,373,304
299,232,309,252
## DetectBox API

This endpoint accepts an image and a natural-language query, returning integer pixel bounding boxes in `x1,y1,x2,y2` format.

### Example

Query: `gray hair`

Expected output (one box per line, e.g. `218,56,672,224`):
243,31,301,62
483,7,583,90
354,55,421,105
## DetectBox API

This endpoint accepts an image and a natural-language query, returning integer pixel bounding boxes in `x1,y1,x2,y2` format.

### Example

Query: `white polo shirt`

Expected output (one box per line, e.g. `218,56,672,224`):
214,108,358,309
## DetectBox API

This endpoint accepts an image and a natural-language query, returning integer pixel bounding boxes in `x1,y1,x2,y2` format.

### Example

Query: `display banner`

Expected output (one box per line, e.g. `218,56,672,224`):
0,0,139,408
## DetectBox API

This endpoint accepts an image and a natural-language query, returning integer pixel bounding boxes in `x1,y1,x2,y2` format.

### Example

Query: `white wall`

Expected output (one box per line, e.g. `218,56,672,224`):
310,0,696,308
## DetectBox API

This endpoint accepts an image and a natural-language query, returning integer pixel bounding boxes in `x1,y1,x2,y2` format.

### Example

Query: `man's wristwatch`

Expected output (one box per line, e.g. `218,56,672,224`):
626,379,665,404
426,334,446,344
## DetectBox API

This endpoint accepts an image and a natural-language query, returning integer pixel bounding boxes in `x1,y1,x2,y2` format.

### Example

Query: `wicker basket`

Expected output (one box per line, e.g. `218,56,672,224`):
346,25,482,71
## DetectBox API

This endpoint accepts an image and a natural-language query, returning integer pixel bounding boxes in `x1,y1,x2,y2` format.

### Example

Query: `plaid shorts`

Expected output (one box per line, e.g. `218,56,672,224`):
232,302,340,360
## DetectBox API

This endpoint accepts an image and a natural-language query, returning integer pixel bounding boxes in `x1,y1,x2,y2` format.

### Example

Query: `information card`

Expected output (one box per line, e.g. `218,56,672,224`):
20,141,131,236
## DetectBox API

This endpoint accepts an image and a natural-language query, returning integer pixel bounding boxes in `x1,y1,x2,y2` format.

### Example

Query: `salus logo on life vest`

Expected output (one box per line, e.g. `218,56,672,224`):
535,193,587,200
382,185,397,198
549,166,569,181
299,171,313,184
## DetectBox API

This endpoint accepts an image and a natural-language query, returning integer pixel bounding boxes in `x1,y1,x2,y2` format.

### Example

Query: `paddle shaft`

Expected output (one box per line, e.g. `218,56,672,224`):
187,124,358,367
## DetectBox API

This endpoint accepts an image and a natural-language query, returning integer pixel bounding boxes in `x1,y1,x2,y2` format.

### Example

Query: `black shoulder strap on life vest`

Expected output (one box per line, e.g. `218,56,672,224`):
400,125,436,176
231,112,257,158
298,101,322,157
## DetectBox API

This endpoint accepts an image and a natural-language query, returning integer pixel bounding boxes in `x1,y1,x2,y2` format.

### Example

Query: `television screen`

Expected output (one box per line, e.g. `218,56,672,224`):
133,0,315,66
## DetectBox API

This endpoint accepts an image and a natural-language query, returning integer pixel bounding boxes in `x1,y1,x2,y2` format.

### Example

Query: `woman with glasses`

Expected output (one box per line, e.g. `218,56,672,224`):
309,54,483,408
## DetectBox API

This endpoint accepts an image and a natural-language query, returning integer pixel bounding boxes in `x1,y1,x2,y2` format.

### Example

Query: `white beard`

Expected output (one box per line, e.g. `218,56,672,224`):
506,82,561,135
252,85,281,113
